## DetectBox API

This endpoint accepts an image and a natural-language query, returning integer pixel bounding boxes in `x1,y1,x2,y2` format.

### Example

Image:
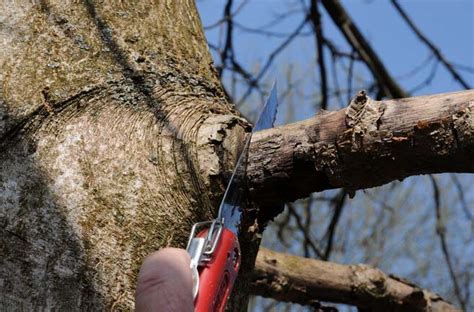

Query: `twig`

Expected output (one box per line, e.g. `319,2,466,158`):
234,21,312,38
321,0,407,99
237,17,308,105
391,0,471,89
288,202,324,259
204,0,248,30
408,58,439,94
322,189,347,260
429,175,466,310
309,0,328,109
449,174,473,222
452,62,474,74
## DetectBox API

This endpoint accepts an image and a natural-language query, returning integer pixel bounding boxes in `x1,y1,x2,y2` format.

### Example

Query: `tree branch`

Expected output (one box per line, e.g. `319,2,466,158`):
321,0,407,98
391,0,471,90
309,0,329,109
430,176,467,309
322,189,346,260
248,90,474,217
251,248,461,311
287,202,324,259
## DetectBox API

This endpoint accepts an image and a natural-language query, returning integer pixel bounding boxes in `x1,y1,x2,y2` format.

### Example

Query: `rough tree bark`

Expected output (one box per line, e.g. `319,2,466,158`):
249,90,473,218
0,1,472,311
0,1,252,310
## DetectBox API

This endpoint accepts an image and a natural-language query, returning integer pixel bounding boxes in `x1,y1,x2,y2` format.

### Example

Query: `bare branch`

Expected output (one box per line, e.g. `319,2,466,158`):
248,90,474,215
347,48,356,102
237,18,308,105
391,0,471,89
430,176,467,310
322,189,346,260
288,202,325,258
321,0,407,98
204,0,248,30
217,0,234,78
309,0,329,109
251,248,461,311
449,174,473,222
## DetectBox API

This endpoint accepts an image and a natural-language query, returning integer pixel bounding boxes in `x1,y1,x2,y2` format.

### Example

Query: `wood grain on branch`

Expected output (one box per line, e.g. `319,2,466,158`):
251,248,460,312
248,90,474,218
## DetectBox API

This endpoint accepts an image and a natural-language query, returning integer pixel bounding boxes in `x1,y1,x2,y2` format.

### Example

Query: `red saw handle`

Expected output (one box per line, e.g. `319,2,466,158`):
195,228,240,312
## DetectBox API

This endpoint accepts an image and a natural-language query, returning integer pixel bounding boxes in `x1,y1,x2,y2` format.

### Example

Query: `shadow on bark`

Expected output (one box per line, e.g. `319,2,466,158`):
1,99,104,310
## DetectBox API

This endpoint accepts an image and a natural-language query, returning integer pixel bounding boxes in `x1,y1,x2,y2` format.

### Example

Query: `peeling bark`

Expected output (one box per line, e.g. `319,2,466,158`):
251,248,461,312
248,90,474,218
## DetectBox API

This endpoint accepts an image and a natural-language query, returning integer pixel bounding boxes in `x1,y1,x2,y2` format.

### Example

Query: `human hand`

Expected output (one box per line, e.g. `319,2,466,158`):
135,248,194,312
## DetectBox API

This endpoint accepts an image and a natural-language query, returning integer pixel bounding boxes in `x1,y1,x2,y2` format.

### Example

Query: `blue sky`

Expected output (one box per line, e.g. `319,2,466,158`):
197,0,473,122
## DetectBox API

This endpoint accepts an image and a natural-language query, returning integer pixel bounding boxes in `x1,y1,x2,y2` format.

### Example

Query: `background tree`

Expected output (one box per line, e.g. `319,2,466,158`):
0,1,472,312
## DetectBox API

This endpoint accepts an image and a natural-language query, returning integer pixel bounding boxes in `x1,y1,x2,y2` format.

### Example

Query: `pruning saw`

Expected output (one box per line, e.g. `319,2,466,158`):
186,84,278,312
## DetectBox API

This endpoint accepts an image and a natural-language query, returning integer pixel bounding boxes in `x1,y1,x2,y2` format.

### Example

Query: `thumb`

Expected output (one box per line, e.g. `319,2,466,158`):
135,248,193,312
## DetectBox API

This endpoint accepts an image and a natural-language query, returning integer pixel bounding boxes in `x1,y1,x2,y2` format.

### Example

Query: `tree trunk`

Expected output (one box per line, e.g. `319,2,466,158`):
1,1,247,310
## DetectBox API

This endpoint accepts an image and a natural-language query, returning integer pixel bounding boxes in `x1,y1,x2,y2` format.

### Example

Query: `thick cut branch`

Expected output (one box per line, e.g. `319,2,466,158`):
248,90,474,215
251,248,460,312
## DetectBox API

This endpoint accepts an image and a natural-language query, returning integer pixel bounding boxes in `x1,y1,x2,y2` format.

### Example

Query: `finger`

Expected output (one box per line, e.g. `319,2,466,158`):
135,248,193,312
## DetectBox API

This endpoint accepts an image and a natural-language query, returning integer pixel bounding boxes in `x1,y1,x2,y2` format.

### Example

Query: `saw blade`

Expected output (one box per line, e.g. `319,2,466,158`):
217,83,278,235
